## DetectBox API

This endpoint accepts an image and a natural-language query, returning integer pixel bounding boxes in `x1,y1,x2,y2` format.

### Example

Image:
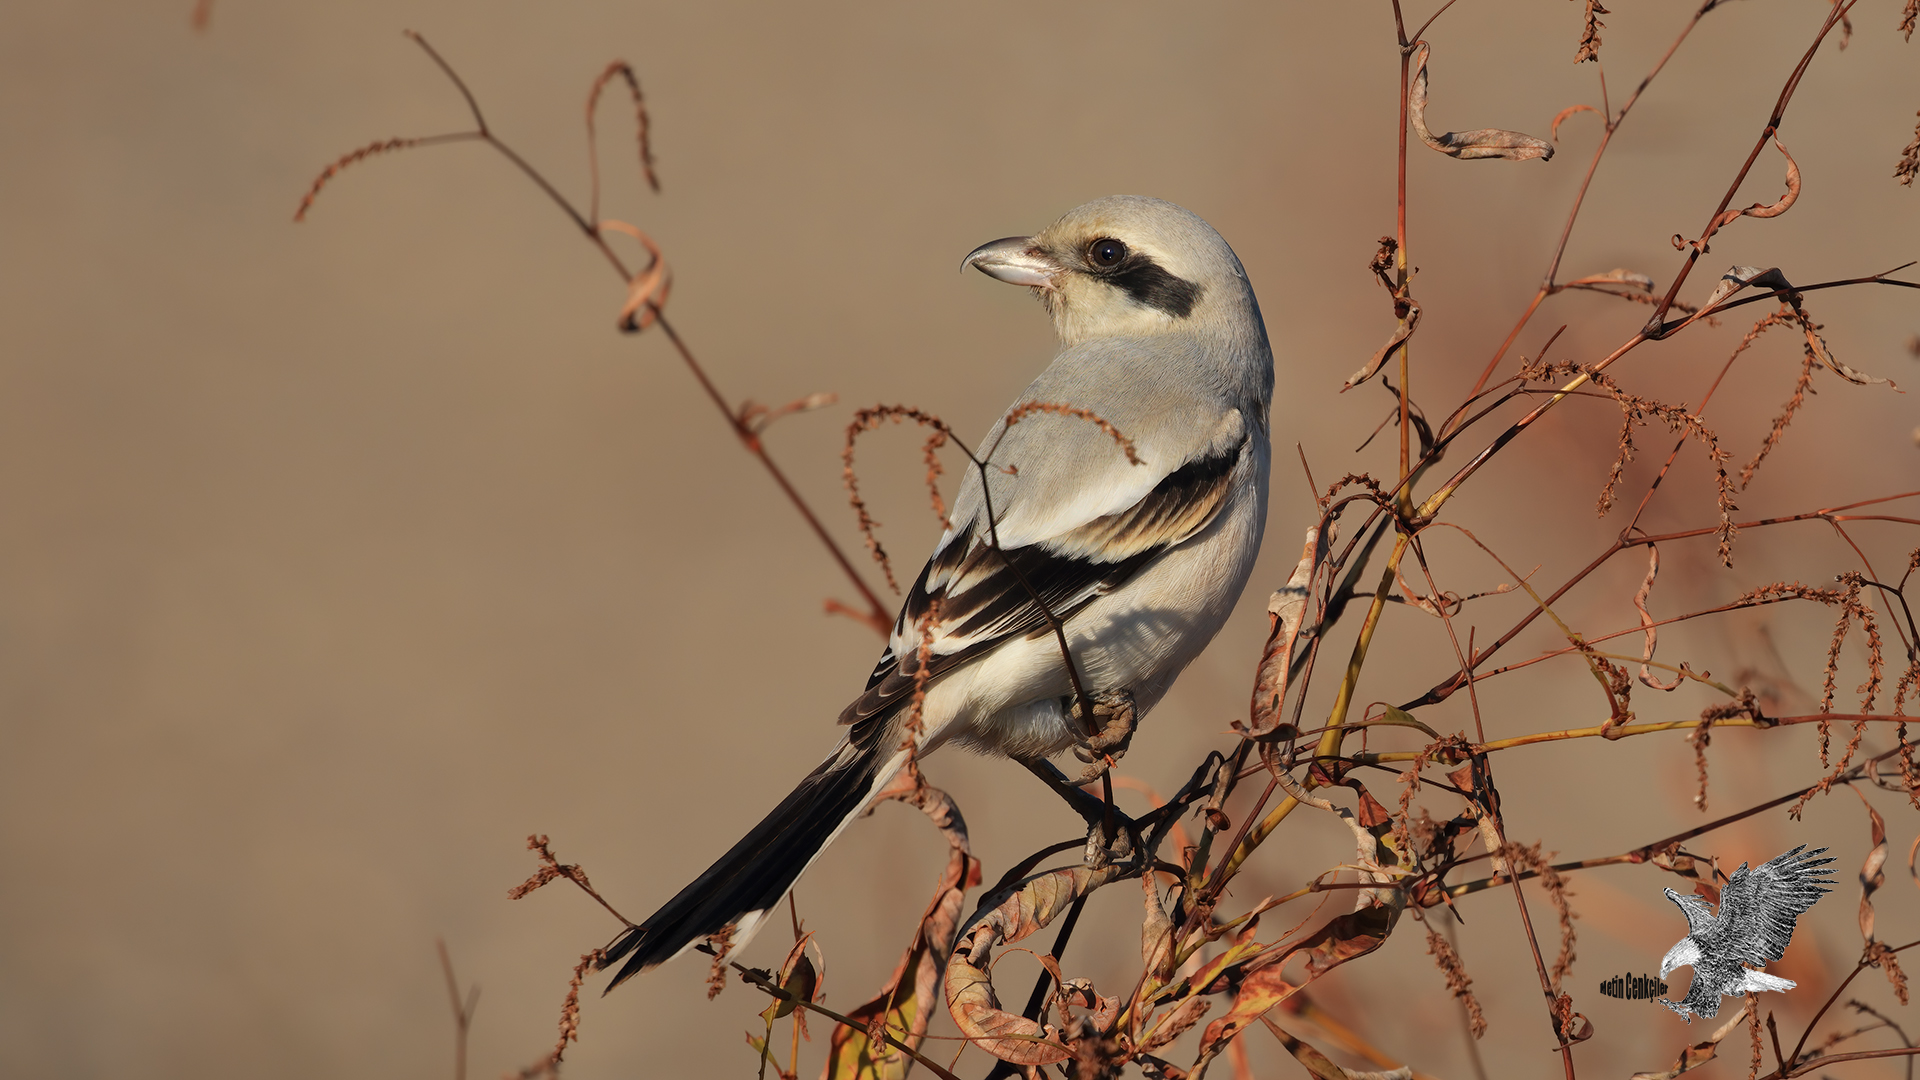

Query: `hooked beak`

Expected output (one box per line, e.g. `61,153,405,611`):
961,236,1062,289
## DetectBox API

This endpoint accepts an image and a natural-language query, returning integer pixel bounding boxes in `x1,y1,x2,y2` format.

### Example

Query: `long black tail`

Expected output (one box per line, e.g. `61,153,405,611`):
599,740,891,990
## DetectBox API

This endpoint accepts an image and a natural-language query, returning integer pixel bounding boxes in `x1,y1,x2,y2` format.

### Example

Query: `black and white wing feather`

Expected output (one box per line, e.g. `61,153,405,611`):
1714,845,1836,969
839,415,1249,747
1665,888,1717,936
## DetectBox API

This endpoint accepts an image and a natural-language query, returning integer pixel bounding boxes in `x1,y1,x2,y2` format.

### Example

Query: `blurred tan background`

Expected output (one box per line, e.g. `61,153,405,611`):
3,1,1918,1077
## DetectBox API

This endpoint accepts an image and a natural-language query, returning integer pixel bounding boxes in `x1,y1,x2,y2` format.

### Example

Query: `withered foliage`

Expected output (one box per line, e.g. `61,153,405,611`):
294,136,431,223
1732,310,1806,488
1407,42,1555,162
1573,0,1607,64
999,401,1143,466
1501,841,1579,991
295,6,1920,1080
841,404,958,593
1522,358,1740,563
509,949,603,1079
1423,926,1487,1038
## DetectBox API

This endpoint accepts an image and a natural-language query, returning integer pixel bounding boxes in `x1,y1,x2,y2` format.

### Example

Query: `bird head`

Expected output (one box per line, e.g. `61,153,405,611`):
961,195,1258,347
1659,934,1703,979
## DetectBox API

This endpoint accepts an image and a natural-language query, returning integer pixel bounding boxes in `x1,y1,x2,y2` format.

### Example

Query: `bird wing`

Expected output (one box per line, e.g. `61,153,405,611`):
1664,887,1718,935
837,366,1250,745
1712,845,1836,967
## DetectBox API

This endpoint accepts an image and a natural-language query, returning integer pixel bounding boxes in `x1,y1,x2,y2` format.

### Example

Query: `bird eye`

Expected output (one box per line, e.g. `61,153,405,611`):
1087,238,1128,268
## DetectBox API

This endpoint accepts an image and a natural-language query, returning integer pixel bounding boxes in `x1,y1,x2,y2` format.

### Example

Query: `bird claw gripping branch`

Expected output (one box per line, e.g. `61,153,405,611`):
1070,688,1139,784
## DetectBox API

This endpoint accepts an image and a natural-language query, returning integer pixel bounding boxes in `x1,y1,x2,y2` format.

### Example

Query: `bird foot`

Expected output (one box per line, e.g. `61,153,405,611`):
1083,817,1137,869
1069,688,1137,784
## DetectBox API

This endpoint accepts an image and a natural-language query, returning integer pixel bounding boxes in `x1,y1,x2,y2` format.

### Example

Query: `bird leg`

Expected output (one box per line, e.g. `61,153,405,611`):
1069,688,1137,784
1019,758,1139,870
1021,759,1110,827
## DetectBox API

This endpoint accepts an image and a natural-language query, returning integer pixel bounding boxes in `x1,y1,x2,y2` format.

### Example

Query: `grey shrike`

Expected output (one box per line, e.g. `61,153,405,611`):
600,195,1274,986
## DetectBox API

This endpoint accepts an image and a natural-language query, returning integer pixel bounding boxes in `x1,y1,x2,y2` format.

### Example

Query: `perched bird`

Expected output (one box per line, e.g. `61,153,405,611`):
1658,845,1836,1021
598,195,1274,988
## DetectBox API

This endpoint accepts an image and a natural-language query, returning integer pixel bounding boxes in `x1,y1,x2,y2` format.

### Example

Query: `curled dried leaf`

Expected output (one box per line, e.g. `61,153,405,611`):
1635,546,1684,691
943,862,1123,1065
1855,787,1888,944
1789,304,1898,388
1712,138,1801,230
758,935,820,1025
1552,103,1601,143
1243,524,1331,736
600,219,672,332
1142,874,1177,984
1408,43,1555,162
944,951,1071,1065
739,392,838,435
1342,304,1421,392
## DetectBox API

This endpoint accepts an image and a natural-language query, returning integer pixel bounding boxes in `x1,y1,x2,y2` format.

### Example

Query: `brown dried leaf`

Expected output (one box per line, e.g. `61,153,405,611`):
1184,910,1272,996
1195,963,1302,1063
1792,305,1897,388
740,392,838,435
1635,546,1684,691
1300,904,1401,980
1142,875,1177,984
599,219,672,332
1629,998,1753,1080
1408,44,1555,161
1696,266,1784,320
943,952,1071,1065
963,864,1123,954
760,935,819,1024
1709,138,1800,230
1140,997,1212,1054
1856,788,1888,944
1243,524,1330,736
943,861,1122,1066
1341,304,1421,391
